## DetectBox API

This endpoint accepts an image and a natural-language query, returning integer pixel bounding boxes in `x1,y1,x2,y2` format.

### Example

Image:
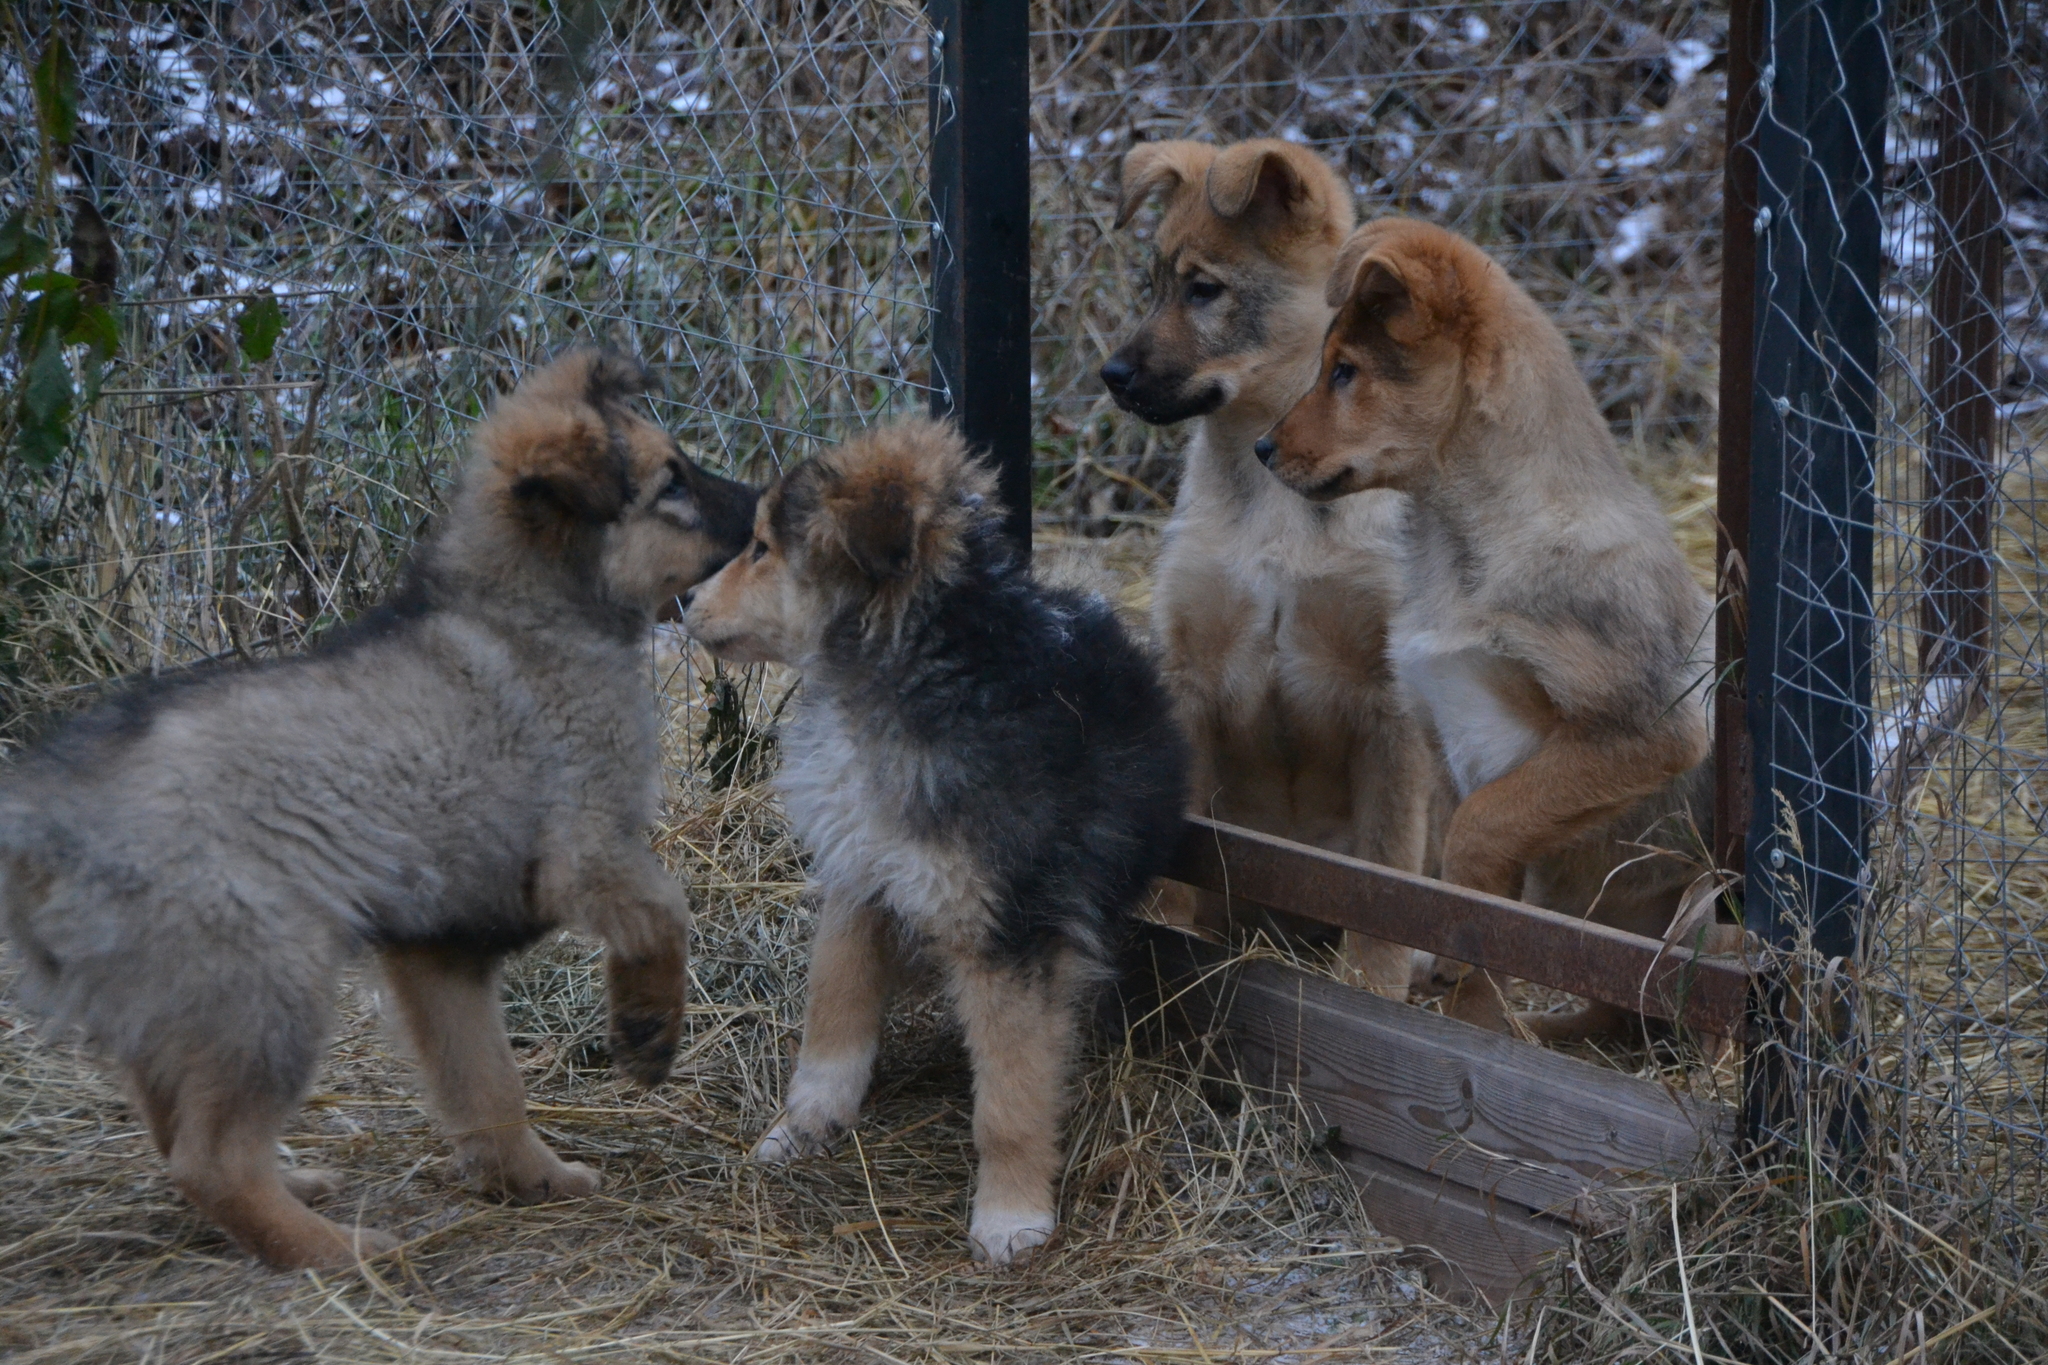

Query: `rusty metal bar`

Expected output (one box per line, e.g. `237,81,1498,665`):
1920,0,2009,680
1162,816,1750,1037
1715,0,1761,881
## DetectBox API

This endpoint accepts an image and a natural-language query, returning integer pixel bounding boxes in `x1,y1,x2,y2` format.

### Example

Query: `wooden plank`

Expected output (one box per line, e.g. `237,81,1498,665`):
1165,815,1750,1036
1135,923,1733,1230
1338,1145,1572,1305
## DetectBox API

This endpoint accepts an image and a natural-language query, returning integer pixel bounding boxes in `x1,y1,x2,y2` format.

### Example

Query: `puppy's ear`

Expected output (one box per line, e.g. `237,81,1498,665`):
836,478,921,581
578,348,656,408
510,456,627,529
481,403,628,535
1328,230,1411,315
1115,140,1209,229
1208,140,1352,235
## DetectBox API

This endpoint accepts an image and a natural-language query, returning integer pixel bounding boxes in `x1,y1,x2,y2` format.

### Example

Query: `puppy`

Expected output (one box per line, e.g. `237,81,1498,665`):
1259,219,1734,1037
682,419,1187,1265
1100,138,1441,995
0,350,755,1267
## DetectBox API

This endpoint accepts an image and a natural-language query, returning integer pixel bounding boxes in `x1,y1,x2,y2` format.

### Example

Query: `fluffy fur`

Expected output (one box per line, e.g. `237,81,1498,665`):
0,349,757,1267
682,418,1188,1265
1101,138,1443,995
1259,219,1738,1038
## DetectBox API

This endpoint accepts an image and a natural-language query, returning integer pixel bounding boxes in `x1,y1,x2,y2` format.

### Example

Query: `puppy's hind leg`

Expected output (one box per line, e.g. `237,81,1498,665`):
1340,703,1435,997
382,945,600,1204
754,895,897,1163
143,1065,398,1269
949,946,1091,1267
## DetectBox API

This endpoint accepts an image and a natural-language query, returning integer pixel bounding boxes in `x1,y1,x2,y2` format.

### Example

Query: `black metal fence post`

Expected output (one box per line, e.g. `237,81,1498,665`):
1716,0,1762,885
927,0,1033,560
1741,0,1891,1150
1920,0,2009,686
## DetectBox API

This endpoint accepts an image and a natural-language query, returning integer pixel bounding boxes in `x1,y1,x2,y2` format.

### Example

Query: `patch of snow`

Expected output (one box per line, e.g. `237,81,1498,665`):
1669,37,1714,87
1602,204,1666,265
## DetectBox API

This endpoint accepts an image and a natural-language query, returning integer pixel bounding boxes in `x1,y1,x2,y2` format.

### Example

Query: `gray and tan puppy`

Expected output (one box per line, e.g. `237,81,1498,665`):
1260,218,1736,1038
0,349,755,1268
1101,139,1439,995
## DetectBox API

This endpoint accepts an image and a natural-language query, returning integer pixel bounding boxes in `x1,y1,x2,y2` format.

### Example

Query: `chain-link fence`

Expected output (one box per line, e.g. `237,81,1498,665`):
0,0,935,725
1029,0,1732,527
4,0,2048,1354
1733,0,2048,1301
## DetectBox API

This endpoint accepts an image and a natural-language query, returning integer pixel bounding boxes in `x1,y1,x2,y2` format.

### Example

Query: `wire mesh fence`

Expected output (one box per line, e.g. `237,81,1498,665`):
1029,0,1732,527
1710,0,2048,1352
2,0,2048,1355
0,0,934,723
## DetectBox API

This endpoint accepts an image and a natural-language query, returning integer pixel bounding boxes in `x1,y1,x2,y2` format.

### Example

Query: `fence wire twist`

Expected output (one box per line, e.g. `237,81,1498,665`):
1740,0,2048,1259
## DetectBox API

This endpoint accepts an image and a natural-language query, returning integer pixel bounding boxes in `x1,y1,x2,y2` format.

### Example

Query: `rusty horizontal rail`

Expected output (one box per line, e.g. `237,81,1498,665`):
1163,816,1750,1037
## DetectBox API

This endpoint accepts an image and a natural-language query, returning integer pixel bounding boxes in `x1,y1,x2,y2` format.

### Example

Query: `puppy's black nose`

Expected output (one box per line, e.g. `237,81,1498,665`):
1253,438,1277,467
1099,357,1136,393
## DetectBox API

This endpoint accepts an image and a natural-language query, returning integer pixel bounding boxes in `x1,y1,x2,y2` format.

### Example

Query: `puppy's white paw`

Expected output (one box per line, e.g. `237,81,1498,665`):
750,1121,834,1164
280,1167,346,1203
969,1206,1056,1267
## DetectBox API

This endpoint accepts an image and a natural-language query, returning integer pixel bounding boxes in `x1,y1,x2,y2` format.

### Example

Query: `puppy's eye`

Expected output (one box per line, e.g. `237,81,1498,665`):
660,460,689,499
749,538,769,562
1330,361,1359,389
1186,278,1224,304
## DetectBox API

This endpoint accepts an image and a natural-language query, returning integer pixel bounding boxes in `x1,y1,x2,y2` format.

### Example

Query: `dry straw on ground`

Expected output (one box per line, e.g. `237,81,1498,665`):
5,2,2048,1362
0,656,1497,1364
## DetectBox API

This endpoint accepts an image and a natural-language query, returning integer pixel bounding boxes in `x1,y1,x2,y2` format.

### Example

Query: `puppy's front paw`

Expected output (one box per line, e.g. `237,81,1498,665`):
750,1118,839,1164
458,1143,602,1204
969,1206,1056,1267
609,1008,683,1088
605,943,688,1088
503,1157,601,1205
279,1167,347,1204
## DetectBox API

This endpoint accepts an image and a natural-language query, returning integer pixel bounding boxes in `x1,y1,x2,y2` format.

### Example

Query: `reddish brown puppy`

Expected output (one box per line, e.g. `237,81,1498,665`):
1259,218,1733,1037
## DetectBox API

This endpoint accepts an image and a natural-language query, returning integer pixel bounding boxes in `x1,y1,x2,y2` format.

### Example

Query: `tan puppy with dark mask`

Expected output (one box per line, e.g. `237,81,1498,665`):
1102,140,1443,996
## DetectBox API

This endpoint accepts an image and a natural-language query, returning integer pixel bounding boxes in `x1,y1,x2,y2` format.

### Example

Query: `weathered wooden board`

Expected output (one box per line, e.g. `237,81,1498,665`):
1134,922,1733,1228
1337,1145,1573,1304
1165,815,1750,1036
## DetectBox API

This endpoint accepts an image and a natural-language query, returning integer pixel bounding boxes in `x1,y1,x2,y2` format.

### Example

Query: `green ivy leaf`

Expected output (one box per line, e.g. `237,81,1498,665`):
236,293,285,362
33,35,77,149
0,211,51,278
68,299,119,371
16,274,80,357
15,333,74,469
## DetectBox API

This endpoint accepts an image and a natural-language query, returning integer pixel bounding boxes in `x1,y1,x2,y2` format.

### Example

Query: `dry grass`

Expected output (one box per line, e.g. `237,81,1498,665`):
0,652,1516,1364
5,2,2048,1361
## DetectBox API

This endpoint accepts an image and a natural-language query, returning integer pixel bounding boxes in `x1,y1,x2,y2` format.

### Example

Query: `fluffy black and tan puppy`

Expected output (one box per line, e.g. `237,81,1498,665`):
681,419,1187,1266
0,350,755,1269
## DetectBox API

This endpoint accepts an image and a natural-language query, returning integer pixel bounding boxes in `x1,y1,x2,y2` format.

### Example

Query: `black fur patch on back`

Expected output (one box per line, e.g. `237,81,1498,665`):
814,516,1190,972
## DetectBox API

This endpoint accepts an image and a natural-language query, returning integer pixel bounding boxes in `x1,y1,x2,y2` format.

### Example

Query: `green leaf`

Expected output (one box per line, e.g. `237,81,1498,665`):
21,333,74,425
16,276,80,357
67,301,118,357
34,35,77,148
236,293,285,362
15,333,74,470
0,211,51,278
